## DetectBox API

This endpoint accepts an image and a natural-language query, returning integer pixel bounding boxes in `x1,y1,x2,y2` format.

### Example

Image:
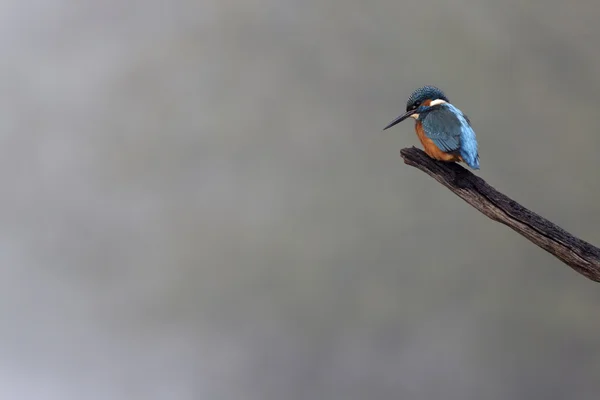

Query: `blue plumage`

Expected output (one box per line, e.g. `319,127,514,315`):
420,103,479,169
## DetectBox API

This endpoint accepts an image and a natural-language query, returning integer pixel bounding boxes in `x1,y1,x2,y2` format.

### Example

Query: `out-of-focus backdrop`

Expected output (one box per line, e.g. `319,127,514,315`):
2,1,600,399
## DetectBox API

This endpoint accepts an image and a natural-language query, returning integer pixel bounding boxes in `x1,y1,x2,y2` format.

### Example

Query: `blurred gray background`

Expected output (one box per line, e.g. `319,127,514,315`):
1,1,600,399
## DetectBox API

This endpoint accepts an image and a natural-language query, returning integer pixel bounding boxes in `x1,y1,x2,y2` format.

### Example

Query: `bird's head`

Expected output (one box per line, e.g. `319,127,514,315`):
383,85,449,130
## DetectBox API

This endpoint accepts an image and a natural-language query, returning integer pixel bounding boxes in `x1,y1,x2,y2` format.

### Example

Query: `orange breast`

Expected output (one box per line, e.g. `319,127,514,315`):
414,122,461,162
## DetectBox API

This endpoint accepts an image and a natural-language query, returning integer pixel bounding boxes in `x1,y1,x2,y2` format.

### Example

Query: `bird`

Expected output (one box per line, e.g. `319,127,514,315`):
383,85,479,170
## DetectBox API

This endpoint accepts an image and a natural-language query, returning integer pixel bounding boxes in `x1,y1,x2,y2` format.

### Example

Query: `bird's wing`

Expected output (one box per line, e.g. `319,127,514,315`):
420,104,464,153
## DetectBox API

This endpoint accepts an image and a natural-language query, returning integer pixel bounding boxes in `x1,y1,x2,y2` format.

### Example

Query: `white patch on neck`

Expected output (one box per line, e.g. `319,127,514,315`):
429,99,447,106
410,113,419,119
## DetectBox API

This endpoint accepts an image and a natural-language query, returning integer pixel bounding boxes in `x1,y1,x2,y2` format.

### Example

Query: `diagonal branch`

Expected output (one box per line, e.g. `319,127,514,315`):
400,147,600,283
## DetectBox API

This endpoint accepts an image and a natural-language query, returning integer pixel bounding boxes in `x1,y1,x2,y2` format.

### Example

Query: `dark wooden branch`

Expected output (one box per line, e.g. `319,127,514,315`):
400,146,600,283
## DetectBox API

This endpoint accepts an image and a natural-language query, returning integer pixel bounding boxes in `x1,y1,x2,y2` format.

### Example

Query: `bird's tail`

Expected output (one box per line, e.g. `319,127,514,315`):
460,151,480,170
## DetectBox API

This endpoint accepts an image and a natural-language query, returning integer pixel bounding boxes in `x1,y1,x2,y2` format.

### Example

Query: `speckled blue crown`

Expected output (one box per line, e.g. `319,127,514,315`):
406,86,449,111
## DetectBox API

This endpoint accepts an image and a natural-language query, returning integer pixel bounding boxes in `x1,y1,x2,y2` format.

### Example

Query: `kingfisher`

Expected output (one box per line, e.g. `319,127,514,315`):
383,85,479,170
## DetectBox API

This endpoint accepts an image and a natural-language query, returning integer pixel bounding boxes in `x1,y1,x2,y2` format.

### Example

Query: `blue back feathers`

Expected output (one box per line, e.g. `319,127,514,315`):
443,104,479,170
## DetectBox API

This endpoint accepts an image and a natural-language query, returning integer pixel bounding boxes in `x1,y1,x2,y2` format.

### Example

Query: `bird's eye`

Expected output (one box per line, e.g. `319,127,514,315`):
413,101,421,109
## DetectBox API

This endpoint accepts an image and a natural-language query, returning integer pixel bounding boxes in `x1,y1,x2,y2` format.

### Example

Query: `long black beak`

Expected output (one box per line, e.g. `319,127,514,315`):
383,110,414,131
